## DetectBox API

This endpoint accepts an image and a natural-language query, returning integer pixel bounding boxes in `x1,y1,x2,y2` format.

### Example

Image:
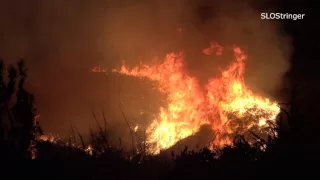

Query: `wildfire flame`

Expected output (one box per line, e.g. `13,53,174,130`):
92,65,107,73
34,42,280,158
93,42,280,154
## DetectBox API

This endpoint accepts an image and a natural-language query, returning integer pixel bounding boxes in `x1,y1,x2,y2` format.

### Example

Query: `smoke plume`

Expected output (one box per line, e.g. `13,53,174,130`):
0,0,291,147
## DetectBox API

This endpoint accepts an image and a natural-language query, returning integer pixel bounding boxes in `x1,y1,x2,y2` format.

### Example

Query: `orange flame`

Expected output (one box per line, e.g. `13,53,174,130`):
203,41,224,56
98,42,280,154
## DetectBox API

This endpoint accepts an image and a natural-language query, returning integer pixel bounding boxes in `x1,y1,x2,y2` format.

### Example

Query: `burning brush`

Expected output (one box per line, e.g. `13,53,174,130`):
106,41,280,154
33,41,280,158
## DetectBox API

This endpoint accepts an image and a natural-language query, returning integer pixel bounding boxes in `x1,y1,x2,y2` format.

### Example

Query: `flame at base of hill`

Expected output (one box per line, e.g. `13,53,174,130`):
110,42,280,154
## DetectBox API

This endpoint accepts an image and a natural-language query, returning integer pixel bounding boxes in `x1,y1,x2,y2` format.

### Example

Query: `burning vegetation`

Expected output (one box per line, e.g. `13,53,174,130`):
90,41,281,154
36,41,280,157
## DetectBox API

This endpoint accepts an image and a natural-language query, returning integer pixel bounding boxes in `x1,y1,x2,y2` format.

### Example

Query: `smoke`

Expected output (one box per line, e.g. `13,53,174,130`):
0,0,291,147
100,0,292,94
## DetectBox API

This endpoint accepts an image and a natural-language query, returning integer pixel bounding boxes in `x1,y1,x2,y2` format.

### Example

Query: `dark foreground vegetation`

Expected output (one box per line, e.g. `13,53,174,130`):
0,59,319,180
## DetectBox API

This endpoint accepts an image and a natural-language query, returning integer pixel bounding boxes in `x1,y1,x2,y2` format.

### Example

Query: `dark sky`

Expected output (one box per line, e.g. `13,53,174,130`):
0,0,317,143
278,1,319,114
279,1,318,75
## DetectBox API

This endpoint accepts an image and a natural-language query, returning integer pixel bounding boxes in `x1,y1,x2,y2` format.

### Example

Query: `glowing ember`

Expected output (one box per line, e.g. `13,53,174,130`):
92,65,107,73
85,145,94,155
96,42,280,154
36,133,93,152
36,134,56,143
134,125,139,132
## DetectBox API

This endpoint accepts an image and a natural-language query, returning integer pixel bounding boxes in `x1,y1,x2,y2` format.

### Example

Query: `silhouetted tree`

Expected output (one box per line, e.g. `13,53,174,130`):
9,59,37,158
0,60,18,143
